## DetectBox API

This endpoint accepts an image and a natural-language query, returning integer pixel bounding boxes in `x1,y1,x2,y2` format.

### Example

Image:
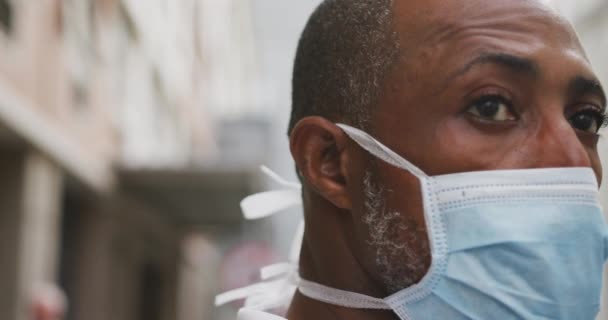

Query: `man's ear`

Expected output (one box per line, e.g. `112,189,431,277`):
289,116,352,209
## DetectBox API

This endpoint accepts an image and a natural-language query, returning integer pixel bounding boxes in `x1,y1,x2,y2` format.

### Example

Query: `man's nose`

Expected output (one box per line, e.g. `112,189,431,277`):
528,119,592,169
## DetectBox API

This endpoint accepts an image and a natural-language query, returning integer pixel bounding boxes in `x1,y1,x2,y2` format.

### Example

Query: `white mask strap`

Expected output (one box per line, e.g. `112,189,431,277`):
239,166,302,220
298,279,391,310
336,124,428,180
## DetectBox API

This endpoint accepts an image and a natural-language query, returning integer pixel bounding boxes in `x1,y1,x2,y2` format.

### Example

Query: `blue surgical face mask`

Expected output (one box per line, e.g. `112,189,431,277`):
297,124,608,320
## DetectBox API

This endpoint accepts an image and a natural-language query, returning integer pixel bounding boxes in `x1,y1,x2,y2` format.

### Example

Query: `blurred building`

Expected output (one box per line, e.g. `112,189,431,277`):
0,1,268,320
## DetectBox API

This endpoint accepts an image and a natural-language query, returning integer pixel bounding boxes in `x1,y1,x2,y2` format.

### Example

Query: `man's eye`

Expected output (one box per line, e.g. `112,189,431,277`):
568,108,607,134
466,95,516,122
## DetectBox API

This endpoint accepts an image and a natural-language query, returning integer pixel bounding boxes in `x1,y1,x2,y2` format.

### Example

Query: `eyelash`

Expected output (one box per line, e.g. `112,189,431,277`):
600,111,608,129
468,93,517,115
577,105,608,129
471,94,514,108
561,103,607,135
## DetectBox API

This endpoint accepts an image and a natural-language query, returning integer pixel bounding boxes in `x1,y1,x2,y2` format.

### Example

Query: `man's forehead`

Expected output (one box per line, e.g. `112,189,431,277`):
391,0,578,50
392,0,561,22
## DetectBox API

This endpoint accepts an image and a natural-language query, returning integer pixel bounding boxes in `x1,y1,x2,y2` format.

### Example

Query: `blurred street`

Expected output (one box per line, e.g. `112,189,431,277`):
0,1,605,320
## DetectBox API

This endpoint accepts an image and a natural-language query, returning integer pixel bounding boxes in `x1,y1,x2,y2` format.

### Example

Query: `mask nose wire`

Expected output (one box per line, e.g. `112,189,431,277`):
336,124,429,180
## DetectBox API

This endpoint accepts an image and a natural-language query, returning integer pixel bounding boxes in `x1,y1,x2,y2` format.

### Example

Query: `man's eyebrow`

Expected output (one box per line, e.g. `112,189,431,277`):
568,76,607,110
446,52,541,82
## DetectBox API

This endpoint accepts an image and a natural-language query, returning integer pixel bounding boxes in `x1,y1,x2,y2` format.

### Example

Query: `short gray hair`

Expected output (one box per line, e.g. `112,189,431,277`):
288,0,400,134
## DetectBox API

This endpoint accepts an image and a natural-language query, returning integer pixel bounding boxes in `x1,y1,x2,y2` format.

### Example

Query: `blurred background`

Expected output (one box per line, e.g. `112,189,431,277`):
0,0,605,320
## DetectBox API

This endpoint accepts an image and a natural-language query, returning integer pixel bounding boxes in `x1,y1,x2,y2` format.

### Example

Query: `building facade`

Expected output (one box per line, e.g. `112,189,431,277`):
0,1,264,320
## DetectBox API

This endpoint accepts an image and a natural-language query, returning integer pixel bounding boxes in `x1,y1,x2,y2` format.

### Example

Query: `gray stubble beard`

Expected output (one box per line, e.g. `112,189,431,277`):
362,169,430,294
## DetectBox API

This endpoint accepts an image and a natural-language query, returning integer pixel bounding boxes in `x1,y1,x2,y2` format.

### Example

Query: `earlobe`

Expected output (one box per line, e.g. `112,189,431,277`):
289,117,353,209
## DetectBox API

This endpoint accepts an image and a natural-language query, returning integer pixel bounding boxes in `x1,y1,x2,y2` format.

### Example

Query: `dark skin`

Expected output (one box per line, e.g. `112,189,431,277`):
288,1,606,319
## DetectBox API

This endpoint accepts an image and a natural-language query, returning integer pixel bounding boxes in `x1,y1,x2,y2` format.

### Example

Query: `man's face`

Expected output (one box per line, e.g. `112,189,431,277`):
347,0,606,294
